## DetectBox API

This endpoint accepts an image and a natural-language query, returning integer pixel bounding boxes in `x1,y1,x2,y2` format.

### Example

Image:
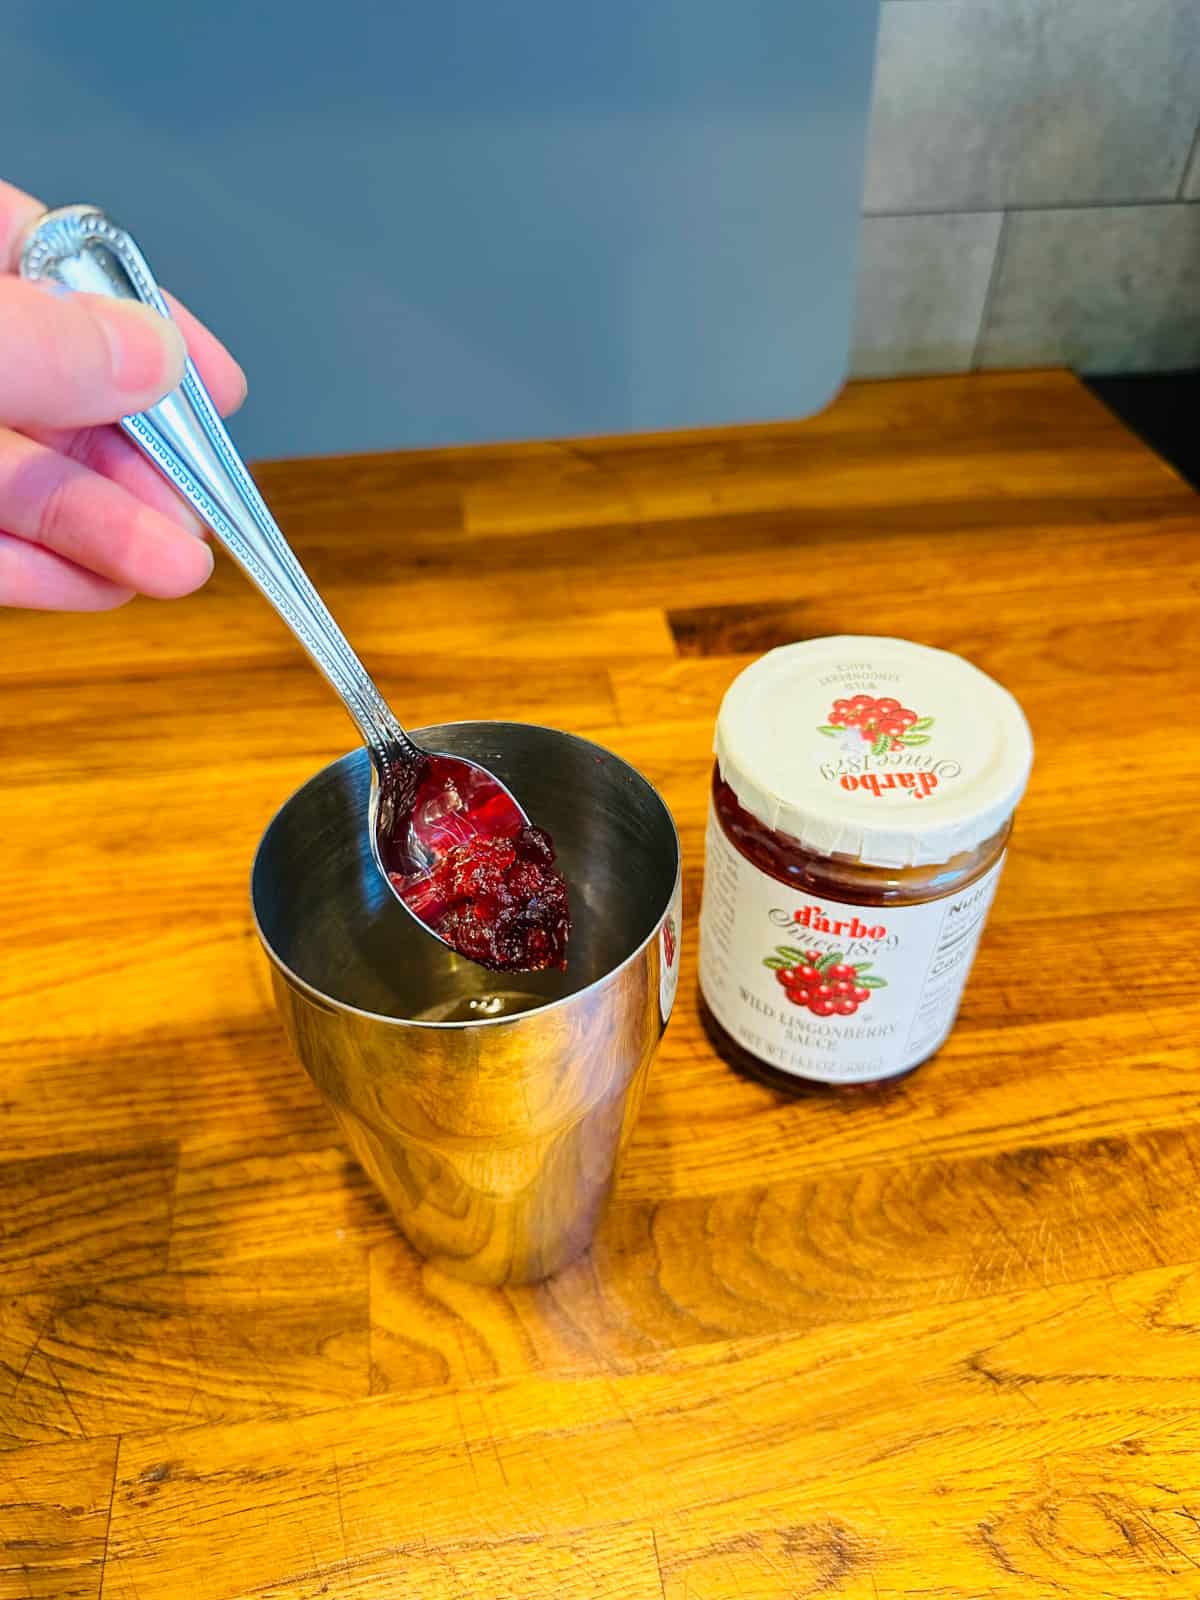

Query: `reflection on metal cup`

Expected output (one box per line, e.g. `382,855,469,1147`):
252,722,682,1285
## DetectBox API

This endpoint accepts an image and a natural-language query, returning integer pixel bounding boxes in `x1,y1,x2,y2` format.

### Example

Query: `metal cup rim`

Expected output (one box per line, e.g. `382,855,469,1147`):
249,719,681,1031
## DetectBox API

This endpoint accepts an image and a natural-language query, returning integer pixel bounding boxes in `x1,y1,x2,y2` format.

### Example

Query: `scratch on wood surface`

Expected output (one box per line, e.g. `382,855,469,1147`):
450,1392,483,1493
331,1447,350,1566
471,1389,512,1490
1132,1508,1200,1571
42,1351,88,1438
7,1312,50,1401
97,1442,119,1600
652,1528,668,1600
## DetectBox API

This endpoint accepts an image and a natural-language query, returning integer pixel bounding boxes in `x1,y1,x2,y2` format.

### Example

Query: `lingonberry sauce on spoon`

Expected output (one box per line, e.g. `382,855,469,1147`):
378,754,571,972
390,823,570,973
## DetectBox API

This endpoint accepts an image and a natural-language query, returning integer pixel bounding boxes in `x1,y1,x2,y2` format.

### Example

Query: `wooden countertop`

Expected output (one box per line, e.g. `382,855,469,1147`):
4,371,1199,1599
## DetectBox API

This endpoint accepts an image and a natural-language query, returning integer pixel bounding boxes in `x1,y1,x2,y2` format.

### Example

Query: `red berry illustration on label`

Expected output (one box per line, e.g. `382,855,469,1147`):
820,695,933,756
763,945,888,1014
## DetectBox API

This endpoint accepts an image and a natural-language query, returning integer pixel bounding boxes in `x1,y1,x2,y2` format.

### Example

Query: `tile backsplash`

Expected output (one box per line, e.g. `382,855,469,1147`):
852,0,1200,377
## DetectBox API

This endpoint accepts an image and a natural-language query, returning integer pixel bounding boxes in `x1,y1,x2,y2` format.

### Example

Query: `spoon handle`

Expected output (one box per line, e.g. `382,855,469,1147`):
20,205,418,771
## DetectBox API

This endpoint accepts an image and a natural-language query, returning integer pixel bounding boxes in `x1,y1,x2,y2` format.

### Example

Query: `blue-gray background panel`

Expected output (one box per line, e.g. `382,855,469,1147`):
7,1,879,458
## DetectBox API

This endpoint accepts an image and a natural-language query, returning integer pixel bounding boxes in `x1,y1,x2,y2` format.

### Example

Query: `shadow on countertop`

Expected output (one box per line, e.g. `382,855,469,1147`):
1085,371,1200,493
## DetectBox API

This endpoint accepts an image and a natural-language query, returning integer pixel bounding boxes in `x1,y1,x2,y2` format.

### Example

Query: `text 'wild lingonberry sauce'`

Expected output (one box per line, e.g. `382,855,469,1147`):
699,636,1033,1091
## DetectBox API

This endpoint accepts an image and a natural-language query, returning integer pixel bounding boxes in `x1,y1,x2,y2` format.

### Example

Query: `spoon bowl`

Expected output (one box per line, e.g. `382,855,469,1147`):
370,750,528,918
20,204,535,957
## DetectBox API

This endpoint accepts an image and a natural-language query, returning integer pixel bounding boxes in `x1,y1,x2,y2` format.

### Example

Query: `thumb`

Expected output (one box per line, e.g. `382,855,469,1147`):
0,277,186,429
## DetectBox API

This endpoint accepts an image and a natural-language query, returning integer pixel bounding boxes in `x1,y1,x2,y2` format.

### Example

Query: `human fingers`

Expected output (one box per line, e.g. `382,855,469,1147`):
0,177,44,270
0,528,134,611
0,425,213,599
2,181,243,426
22,287,248,537
162,290,247,415
0,277,186,430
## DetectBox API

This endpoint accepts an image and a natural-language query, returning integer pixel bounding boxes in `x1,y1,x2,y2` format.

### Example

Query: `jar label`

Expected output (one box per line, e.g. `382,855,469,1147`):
659,875,683,1026
698,801,1005,1085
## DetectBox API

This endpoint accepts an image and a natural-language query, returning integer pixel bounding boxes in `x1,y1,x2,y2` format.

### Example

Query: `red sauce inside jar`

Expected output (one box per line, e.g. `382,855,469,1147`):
702,766,1011,1095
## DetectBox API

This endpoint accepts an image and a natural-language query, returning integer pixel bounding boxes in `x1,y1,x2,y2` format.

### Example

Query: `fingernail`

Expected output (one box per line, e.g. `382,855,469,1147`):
91,299,187,398
184,534,215,596
31,277,73,298
136,509,215,598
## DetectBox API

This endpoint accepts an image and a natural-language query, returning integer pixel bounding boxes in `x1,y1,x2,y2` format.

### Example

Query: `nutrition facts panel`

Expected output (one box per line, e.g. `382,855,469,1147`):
904,858,1005,1059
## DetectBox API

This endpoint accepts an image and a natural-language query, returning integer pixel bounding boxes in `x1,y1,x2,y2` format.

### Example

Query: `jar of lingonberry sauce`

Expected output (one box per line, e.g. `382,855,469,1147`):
699,636,1033,1091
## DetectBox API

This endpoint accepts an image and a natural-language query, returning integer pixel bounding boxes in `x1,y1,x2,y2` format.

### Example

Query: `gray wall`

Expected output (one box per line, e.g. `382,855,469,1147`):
7,1,877,460
852,0,1200,378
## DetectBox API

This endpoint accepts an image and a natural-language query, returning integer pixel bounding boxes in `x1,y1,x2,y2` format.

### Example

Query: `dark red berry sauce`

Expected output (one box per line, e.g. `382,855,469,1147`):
391,825,570,973
704,766,1009,1096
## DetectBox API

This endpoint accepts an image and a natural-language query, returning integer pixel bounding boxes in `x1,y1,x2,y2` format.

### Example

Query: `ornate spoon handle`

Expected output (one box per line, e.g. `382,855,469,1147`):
20,204,418,770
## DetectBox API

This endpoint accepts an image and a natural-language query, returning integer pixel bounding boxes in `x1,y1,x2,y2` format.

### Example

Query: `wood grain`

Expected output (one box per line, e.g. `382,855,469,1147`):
103,1264,1200,1599
0,1437,116,1599
2,370,1199,1596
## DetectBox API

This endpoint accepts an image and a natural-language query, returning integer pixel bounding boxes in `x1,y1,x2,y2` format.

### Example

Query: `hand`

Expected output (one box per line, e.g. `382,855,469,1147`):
0,179,247,611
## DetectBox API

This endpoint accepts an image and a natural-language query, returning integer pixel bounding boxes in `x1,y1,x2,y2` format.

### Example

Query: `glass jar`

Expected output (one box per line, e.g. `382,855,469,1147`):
698,636,1033,1091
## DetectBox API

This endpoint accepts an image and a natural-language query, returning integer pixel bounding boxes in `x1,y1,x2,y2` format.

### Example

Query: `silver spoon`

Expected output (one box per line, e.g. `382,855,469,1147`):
19,204,528,949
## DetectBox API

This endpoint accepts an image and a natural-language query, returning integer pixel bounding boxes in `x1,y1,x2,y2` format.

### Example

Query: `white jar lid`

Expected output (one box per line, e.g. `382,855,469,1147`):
714,636,1034,868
